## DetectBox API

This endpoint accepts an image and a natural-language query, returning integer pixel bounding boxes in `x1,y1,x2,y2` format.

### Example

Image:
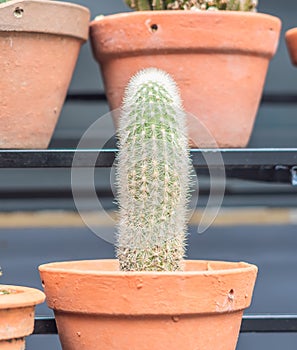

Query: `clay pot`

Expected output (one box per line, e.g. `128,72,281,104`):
90,11,281,148
39,259,257,350
286,28,297,66
0,284,45,349
0,0,90,149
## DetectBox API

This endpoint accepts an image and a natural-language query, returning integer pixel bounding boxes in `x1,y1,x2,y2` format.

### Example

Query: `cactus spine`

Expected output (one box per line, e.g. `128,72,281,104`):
116,68,192,272
124,0,257,11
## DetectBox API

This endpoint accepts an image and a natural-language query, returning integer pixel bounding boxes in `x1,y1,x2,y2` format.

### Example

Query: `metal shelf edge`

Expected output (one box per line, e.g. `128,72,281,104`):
33,315,297,335
0,149,296,168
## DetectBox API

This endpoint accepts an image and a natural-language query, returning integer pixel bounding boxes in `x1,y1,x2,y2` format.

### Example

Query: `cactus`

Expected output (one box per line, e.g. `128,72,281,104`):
124,0,258,11
116,68,192,271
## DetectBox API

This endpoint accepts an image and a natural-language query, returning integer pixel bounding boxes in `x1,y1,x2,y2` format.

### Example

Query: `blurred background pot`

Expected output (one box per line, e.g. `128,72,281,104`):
286,28,297,66
0,0,90,149
0,285,45,350
90,11,281,148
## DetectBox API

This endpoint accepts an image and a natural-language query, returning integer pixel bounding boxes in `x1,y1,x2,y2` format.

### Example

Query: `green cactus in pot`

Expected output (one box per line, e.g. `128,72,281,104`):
124,0,258,11
116,68,193,272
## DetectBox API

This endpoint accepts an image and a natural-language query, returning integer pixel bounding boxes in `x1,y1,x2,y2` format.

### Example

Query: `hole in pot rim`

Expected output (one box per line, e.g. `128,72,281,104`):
14,7,24,18
150,24,158,32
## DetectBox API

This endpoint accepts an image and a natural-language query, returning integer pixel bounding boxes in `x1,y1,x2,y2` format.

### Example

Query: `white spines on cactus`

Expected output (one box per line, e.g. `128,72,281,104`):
116,67,192,272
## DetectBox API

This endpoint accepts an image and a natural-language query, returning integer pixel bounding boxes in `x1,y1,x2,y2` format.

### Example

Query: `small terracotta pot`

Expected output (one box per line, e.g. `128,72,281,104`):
90,11,281,148
0,285,45,349
285,28,297,66
39,259,257,350
0,0,90,149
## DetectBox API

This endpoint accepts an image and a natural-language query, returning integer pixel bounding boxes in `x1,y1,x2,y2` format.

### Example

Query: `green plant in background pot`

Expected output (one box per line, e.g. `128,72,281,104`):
39,68,258,350
89,0,281,148
125,0,258,11
0,267,45,349
0,0,90,148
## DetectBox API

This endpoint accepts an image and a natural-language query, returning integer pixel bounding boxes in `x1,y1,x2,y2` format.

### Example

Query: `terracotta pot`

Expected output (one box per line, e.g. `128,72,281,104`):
0,0,90,149
39,259,257,350
90,11,281,148
0,284,45,349
285,28,297,66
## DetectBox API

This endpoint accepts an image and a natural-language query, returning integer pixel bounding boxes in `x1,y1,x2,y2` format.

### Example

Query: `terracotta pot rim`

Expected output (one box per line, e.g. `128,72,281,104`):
90,9,280,25
90,10,281,60
0,0,90,41
40,260,258,315
39,259,257,276
286,27,297,38
285,27,297,66
0,0,89,13
0,284,45,309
